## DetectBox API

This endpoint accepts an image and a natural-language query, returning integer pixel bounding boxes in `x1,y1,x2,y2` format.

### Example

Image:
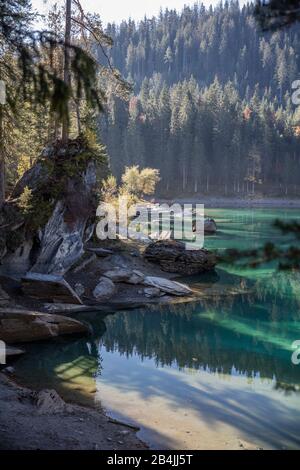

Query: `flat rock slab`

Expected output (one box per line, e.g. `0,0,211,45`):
6,346,25,358
44,303,116,314
85,247,114,257
44,303,101,314
0,308,88,343
143,276,192,296
21,273,82,305
103,268,132,282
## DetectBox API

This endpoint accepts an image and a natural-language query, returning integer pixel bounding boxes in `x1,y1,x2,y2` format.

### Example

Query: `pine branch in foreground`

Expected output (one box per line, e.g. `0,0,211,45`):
222,220,300,270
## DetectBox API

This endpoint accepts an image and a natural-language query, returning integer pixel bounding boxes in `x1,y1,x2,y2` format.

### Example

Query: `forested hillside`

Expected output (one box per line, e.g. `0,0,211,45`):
100,2,300,197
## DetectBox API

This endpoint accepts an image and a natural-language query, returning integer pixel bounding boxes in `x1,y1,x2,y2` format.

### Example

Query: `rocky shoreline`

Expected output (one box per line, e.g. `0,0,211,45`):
0,138,218,450
0,372,146,450
166,196,300,208
0,238,218,450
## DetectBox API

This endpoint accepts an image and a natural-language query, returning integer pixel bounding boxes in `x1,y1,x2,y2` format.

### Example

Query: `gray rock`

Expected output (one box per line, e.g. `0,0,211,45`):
21,273,83,304
3,366,15,374
30,189,94,275
192,217,217,234
0,308,88,343
103,268,145,285
103,268,132,282
36,389,66,414
144,240,217,275
40,145,55,159
85,247,114,257
1,137,106,276
74,283,85,297
143,276,192,296
6,347,25,359
126,270,145,285
93,277,116,301
1,240,34,275
11,162,49,199
143,287,163,298
44,303,95,314
204,217,217,234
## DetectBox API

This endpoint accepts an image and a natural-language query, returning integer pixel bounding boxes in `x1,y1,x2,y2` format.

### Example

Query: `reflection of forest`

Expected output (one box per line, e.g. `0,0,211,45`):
101,272,300,386
13,271,300,399
14,317,107,406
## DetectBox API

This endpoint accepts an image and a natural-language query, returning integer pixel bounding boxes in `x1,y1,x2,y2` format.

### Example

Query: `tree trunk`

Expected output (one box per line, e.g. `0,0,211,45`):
62,0,72,144
0,110,5,208
75,100,81,134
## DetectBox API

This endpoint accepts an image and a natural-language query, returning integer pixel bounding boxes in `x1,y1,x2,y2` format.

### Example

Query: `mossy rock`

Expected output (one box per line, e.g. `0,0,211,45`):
16,134,108,233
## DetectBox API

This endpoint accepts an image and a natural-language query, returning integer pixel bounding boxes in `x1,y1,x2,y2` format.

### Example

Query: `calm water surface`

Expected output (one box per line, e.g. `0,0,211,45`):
14,208,300,449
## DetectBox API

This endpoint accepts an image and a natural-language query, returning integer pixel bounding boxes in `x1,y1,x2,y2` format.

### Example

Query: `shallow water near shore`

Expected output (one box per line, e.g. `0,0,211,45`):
13,208,300,449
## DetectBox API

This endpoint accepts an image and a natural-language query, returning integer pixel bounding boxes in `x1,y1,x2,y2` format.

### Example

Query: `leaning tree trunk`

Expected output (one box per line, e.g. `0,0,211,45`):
62,0,72,144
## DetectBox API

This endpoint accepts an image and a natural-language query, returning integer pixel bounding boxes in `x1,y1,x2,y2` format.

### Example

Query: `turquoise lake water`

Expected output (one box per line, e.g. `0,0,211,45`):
14,208,300,449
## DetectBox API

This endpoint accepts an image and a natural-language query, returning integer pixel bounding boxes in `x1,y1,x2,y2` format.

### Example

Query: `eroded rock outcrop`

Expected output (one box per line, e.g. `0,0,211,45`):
21,273,83,304
144,240,217,275
0,135,108,276
0,308,88,343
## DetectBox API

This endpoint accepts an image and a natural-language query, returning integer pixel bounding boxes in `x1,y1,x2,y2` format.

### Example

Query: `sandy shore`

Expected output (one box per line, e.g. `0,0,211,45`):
159,197,300,208
0,372,147,450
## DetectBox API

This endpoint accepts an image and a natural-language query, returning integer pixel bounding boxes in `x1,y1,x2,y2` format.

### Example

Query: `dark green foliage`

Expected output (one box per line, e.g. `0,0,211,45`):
0,0,103,121
105,2,298,99
18,133,107,231
273,218,300,236
254,0,300,31
99,3,300,197
101,76,300,196
222,221,300,270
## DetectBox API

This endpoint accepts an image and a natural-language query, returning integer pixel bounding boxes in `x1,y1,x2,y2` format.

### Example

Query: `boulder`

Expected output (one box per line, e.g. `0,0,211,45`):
127,270,145,285
36,389,67,414
103,267,132,282
204,218,217,234
144,240,217,275
30,197,94,275
192,216,217,234
102,268,145,285
93,277,116,301
0,308,88,343
0,136,108,276
143,276,192,296
21,273,83,304
142,287,164,298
